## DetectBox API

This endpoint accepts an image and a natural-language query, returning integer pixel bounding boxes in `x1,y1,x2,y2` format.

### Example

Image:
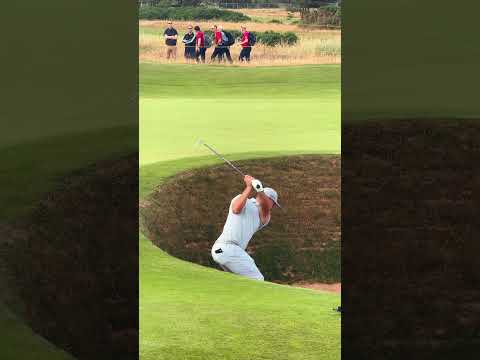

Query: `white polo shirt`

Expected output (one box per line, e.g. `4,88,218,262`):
216,195,269,250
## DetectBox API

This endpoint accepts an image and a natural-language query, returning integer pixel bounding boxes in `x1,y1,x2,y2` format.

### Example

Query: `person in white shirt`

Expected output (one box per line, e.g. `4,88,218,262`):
211,175,281,281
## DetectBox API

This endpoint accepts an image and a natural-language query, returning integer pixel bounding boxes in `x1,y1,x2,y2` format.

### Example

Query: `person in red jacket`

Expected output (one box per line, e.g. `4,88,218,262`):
239,26,252,62
210,24,224,62
194,25,206,63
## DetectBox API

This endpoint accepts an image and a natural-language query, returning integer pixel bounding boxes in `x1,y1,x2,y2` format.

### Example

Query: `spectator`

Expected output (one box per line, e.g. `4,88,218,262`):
210,25,224,62
164,21,178,60
219,25,233,64
182,25,196,60
194,25,206,63
239,26,252,62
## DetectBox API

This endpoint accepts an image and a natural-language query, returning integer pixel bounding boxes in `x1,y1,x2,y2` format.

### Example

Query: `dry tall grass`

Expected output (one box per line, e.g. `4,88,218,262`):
231,8,301,21
139,20,340,66
140,19,304,33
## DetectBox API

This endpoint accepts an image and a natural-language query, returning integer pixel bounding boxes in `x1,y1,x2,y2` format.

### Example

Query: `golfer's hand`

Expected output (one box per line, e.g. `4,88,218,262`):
244,175,254,188
252,179,263,192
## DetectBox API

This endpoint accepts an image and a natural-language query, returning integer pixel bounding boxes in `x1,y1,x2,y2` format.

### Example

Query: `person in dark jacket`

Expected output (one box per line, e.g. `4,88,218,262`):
164,21,178,60
182,25,196,60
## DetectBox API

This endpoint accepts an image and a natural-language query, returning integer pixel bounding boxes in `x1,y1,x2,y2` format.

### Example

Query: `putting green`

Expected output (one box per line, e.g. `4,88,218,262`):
140,64,341,359
140,64,340,165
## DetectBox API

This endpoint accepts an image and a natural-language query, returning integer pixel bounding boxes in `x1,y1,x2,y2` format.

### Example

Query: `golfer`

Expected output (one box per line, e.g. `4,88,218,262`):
164,21,178,60
211,175,280,281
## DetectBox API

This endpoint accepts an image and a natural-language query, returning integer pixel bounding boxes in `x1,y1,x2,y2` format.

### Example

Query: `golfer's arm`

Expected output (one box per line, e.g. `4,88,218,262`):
232,187,251,214
256,192,270,212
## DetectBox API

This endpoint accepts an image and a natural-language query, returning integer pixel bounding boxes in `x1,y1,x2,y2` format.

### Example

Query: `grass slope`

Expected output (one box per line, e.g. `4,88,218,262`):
1,126,136,220
0,127,136,360
140,64,341,359
0,306,74,360
1,2,136,358
140,64,340,164
2,2,136,149
140,235,340,360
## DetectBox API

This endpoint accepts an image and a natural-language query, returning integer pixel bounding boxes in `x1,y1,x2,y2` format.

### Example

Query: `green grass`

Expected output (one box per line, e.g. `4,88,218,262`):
0,127,136,360
140,63,341,359
140,235,340,360
343,1,480,121
140,64,340,164
1,125,137,221
140,64,340,99
0,304,74,360
1,2,137,356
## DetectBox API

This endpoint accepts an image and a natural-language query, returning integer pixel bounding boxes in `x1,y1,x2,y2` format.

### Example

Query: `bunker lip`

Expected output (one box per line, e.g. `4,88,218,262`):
141,154,341,284
343,119,480,357
3,155,138,360
293,282,341,294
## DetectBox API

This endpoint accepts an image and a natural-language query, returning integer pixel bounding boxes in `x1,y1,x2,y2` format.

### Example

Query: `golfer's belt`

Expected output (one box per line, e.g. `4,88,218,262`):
219,240,240,247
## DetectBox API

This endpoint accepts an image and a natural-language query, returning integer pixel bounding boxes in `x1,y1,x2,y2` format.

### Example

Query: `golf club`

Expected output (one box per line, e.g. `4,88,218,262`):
196,139,245,177
196,139,281,208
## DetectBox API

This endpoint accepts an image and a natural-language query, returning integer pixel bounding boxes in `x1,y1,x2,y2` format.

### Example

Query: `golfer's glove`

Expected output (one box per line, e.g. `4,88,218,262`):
252,179,264,192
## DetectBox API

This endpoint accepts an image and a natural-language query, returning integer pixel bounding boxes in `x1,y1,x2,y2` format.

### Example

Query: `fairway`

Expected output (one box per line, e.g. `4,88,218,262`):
140,64,340,165
140,63,341,360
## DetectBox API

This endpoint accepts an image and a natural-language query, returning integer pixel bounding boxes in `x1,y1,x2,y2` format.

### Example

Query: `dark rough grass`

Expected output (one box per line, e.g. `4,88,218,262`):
141,154,341,283
6,156,138,360
342,119,480,359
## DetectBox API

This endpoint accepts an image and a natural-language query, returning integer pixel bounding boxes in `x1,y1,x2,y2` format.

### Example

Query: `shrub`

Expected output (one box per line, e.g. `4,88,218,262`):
200,29,298,47
282,31,299,46
257,30,282,47
255,31,299,47
174,28,298,48
139,6,250,22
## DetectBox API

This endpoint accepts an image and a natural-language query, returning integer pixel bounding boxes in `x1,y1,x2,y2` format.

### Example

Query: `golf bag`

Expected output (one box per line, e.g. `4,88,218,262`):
248,32,257,46
223,31,235,46
204,35,213,48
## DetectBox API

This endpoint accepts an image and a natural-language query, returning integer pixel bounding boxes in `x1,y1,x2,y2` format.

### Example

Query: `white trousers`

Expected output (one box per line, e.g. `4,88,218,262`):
211,243,264,281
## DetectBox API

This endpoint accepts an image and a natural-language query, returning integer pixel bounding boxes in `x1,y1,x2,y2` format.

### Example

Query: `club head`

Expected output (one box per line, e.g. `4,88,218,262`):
194,138,205,148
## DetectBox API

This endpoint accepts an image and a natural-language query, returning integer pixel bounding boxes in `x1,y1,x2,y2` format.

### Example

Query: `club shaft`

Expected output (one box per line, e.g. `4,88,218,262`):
202,143,245,177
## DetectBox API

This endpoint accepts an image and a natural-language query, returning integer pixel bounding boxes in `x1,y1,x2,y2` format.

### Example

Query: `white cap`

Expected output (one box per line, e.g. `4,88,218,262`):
264,187,281,208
